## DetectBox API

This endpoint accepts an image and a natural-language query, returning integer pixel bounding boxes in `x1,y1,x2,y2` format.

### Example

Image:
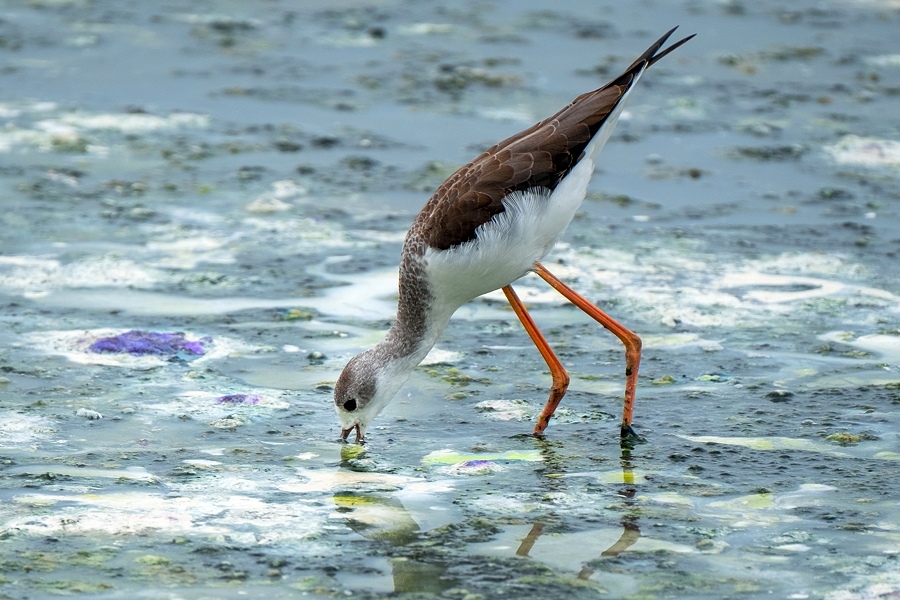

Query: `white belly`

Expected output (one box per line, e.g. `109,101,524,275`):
421,70,640,319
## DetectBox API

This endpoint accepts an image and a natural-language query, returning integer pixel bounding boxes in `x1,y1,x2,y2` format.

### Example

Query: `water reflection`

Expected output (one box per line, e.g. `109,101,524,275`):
332,446,457,594
514,449,643,581
331,442,654,593
331,489,456,594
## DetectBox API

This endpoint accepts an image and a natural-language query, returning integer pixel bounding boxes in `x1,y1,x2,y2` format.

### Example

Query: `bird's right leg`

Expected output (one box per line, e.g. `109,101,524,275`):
502,285,570,435
531,262,643,446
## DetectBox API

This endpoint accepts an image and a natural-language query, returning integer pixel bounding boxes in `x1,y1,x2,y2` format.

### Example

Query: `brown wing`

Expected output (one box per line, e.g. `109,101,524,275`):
413,28,694,251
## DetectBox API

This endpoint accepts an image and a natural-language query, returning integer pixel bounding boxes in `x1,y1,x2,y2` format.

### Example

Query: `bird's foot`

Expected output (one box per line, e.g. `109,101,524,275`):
340,424,364,444
620,424,646,448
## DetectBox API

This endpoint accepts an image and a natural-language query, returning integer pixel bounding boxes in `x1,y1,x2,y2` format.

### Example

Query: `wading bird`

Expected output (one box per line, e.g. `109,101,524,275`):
334,28,694,445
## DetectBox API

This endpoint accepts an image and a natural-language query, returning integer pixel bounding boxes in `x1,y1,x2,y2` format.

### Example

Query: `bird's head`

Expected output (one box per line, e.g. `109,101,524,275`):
334,348,407,443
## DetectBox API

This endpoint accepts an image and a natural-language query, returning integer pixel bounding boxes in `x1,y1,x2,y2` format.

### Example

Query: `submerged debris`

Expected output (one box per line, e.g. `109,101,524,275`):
825,432,878,445
730,144,806,161
75,408,103,419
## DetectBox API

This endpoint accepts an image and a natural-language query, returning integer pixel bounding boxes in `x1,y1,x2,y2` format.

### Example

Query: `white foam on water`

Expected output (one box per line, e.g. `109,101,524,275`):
0,413,57,447
145,390,291,420
351,230,409,243
396,23,453,35
243,216,359,252
827,572,900,600
145,236,236,269
680,434,854,457
22,329,263,368
245,179,307,213
307,267,401,320
478,107,534,123
866,54,900,67
420,347,464,365
0,104,21,118
824,135,900,167
278,468,418,494
494,246,894,329
1,489,326,546
700,484,840,530
0,109,208,153
52,111,209,132
642,333,724,351
473,399,533,421
0,255,166,295
819,331,900,364
30,289,321,316
5,465,156,481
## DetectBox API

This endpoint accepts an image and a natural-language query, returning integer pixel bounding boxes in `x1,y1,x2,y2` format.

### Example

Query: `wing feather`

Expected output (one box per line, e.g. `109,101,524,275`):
413,29,694,250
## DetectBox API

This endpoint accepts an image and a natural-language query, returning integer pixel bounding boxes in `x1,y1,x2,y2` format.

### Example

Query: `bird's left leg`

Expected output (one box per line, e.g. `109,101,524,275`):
532,262,643,446
502,285,570,435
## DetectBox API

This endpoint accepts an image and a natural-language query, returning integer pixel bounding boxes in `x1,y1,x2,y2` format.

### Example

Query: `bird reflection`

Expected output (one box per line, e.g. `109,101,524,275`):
332,446,645,591
516,448,643,580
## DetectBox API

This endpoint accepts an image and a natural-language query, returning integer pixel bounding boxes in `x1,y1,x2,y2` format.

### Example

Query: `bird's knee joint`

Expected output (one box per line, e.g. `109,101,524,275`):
629,335,642,352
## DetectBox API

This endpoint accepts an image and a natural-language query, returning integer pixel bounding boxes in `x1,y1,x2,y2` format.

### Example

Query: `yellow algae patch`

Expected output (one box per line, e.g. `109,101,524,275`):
592,469,647,485
710,493,775,512
875,452,900,461
825,432,864,445
707,484,837,528
333,494,381,509
340,444,366,461
421,449,542,466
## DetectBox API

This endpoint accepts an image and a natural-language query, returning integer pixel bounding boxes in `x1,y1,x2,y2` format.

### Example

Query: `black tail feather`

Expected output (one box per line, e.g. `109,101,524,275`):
623,26,695,73
648,33,696,67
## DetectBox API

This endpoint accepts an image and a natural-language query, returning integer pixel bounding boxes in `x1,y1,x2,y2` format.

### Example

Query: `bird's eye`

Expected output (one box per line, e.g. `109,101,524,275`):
343,398,357,411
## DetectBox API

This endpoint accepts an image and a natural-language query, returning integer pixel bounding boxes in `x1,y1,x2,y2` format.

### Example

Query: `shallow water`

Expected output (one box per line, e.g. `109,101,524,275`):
1,0,899,598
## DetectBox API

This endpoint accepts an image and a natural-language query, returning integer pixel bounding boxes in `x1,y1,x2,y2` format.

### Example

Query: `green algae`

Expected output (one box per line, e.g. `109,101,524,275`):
422,449,543,466
134,555,170,566
37,580,114,594
424,366,490,386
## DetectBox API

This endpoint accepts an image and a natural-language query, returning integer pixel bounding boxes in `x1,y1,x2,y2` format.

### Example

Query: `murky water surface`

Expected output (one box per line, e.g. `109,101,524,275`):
1,0,900,598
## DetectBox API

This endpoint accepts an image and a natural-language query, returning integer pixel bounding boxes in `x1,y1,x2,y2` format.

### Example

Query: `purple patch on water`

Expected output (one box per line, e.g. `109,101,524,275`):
216,394,261,405
88,330,209,356
461,460,494,468
447,459,501,476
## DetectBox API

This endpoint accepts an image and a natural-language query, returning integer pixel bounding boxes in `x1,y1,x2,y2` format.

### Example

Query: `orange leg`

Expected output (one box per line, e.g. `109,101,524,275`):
532,262,643,443
515,522,545,557
502,286,570,435
600,521,642,557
